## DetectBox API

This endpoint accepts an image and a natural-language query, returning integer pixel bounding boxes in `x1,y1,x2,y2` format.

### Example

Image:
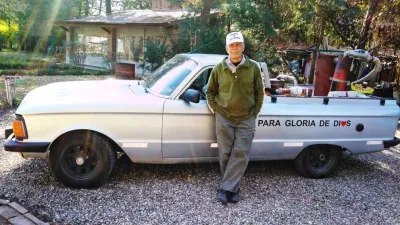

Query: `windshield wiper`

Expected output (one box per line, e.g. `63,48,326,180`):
142,80,149,93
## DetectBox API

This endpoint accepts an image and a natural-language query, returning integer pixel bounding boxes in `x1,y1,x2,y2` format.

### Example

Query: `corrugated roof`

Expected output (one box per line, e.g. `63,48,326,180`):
61,9,219,25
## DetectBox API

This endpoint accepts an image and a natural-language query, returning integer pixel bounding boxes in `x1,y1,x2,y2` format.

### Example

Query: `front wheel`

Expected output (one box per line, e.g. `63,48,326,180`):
294,145,342,178
49,131,116,188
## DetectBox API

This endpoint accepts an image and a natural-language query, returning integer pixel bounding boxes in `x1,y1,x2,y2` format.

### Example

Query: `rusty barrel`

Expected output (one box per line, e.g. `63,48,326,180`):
115,63,135,80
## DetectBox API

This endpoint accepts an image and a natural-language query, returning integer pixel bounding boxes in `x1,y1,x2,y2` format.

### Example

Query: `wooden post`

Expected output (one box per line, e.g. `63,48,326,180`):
107,28,117,62
66,26,75,64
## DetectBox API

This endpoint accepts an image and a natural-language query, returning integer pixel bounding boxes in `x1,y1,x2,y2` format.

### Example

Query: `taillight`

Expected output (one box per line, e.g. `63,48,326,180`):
12,115,28,140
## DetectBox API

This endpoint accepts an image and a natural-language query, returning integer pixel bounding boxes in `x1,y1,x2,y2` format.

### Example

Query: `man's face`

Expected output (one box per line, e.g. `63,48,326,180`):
226,42,245,59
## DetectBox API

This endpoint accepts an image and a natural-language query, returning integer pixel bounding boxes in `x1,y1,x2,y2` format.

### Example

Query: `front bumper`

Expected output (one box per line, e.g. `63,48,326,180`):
383,137,400,148
4,129,50,153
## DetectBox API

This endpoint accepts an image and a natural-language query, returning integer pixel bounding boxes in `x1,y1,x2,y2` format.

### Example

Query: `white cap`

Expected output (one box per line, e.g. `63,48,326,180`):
226,32,244,46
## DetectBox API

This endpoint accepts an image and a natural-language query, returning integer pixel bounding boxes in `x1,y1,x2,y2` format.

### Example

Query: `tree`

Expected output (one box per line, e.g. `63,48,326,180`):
106,0,111,15
165,0,226,55
120,0,152,10
99,0,102,14
374,0,400,55
0,1,27,26
357,0,382,49
142,38,169,71
85,0,90,16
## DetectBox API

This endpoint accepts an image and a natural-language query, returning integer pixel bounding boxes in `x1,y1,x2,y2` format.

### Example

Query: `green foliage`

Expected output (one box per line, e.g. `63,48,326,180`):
0,0,27,24
166,0,226,56
35,63,110,76
0,0,397,79
0,51,110,75
222,0,280,41
317,0,365,48
0,51,53,69
0,67,110,76
0,97,20,109
120,0,152,10
169,17,226,55
375,0,400,53
142,38,169,72
65,41,93,69
12,97,22,107
0,98,9,109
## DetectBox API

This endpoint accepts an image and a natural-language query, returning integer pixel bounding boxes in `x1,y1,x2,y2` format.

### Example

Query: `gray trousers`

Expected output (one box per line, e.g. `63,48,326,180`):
215,112,256,193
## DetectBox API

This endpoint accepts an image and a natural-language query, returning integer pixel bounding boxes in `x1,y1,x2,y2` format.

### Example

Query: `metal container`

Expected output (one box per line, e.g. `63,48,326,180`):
115,63,135,80
313,54,336,96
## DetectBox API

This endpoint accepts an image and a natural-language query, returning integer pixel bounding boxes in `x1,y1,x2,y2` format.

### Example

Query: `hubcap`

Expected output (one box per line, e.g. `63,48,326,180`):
309,147,334,171
61,144,98,178
76,156,85,165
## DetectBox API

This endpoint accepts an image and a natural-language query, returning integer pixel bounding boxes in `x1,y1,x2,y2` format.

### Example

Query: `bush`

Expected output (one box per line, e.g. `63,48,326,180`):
65,42,96,69
0,51,53,70
142,38,169,72
35,66,110,76
0,97,22,109
12,97,22,107
0,51,111,76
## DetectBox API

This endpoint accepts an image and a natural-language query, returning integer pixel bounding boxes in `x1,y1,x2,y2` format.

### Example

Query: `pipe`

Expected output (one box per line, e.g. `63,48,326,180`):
276,74,298,87
351,56,381,84
343,49,381,84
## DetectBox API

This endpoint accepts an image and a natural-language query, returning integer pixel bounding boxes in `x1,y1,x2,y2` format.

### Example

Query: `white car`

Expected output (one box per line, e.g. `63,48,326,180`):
4,54,400,188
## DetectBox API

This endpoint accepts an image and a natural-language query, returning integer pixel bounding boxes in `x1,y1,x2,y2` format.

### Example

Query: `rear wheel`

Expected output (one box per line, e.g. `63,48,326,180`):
49,131,116,188
294,145,342,178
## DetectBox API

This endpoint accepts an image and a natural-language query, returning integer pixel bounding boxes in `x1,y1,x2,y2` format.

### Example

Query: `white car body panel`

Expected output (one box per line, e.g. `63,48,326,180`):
5,54,400,165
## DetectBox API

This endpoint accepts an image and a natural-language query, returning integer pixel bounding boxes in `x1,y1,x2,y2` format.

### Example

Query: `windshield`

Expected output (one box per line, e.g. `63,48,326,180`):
145,56,198,96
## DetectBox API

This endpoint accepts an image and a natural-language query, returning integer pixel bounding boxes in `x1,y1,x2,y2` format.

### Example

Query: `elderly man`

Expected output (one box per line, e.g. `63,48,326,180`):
206,31,264,205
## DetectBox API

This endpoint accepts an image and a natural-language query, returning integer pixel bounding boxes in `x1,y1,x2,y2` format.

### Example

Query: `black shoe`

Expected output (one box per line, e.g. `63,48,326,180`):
217,189,229,205
229,190,240,203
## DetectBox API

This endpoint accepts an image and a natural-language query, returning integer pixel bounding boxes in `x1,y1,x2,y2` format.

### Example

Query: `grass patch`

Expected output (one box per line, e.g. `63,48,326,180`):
0,51,53,69
0,51,112,76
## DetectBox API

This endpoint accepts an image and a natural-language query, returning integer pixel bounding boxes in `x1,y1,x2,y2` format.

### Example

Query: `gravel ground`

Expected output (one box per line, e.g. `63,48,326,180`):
0,216,11,225
1,76,400,224
1,107,400,224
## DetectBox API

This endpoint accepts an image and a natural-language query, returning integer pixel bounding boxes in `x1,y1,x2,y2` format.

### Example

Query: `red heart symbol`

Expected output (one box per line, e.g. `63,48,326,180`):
341,121,346,127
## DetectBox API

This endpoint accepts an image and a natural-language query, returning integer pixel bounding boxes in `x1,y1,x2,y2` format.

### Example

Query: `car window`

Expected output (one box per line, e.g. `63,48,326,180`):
146,56,198,96
186,68,213,100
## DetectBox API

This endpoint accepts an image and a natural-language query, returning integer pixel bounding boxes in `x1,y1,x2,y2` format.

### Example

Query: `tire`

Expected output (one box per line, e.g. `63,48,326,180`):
294,145,342,178
49,131,116,188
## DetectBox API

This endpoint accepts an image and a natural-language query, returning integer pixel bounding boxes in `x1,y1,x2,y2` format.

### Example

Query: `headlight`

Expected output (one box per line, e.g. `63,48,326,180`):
12,115,28,140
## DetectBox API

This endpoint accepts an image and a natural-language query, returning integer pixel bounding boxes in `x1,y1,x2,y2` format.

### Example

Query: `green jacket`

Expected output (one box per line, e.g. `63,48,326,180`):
206,56,264,121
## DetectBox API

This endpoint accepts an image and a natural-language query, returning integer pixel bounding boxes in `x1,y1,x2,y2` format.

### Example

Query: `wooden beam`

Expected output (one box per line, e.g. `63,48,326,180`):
59,26,69,32
101,27,110,34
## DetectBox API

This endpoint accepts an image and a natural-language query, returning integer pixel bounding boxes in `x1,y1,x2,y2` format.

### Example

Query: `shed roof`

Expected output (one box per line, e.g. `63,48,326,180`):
60,9,220,26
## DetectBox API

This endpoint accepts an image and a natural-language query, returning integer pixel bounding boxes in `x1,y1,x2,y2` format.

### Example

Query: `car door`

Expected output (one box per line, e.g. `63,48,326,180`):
162,67,218,159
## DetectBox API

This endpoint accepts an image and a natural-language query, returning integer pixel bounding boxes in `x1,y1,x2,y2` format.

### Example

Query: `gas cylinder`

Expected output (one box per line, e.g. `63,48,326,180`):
331,56,351,91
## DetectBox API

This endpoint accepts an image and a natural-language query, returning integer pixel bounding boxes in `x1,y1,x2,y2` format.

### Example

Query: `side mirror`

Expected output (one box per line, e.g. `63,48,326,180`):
181,89,200,103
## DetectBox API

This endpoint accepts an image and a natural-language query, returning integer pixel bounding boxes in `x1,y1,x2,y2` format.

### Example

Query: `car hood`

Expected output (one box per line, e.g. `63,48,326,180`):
16,80,166,115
